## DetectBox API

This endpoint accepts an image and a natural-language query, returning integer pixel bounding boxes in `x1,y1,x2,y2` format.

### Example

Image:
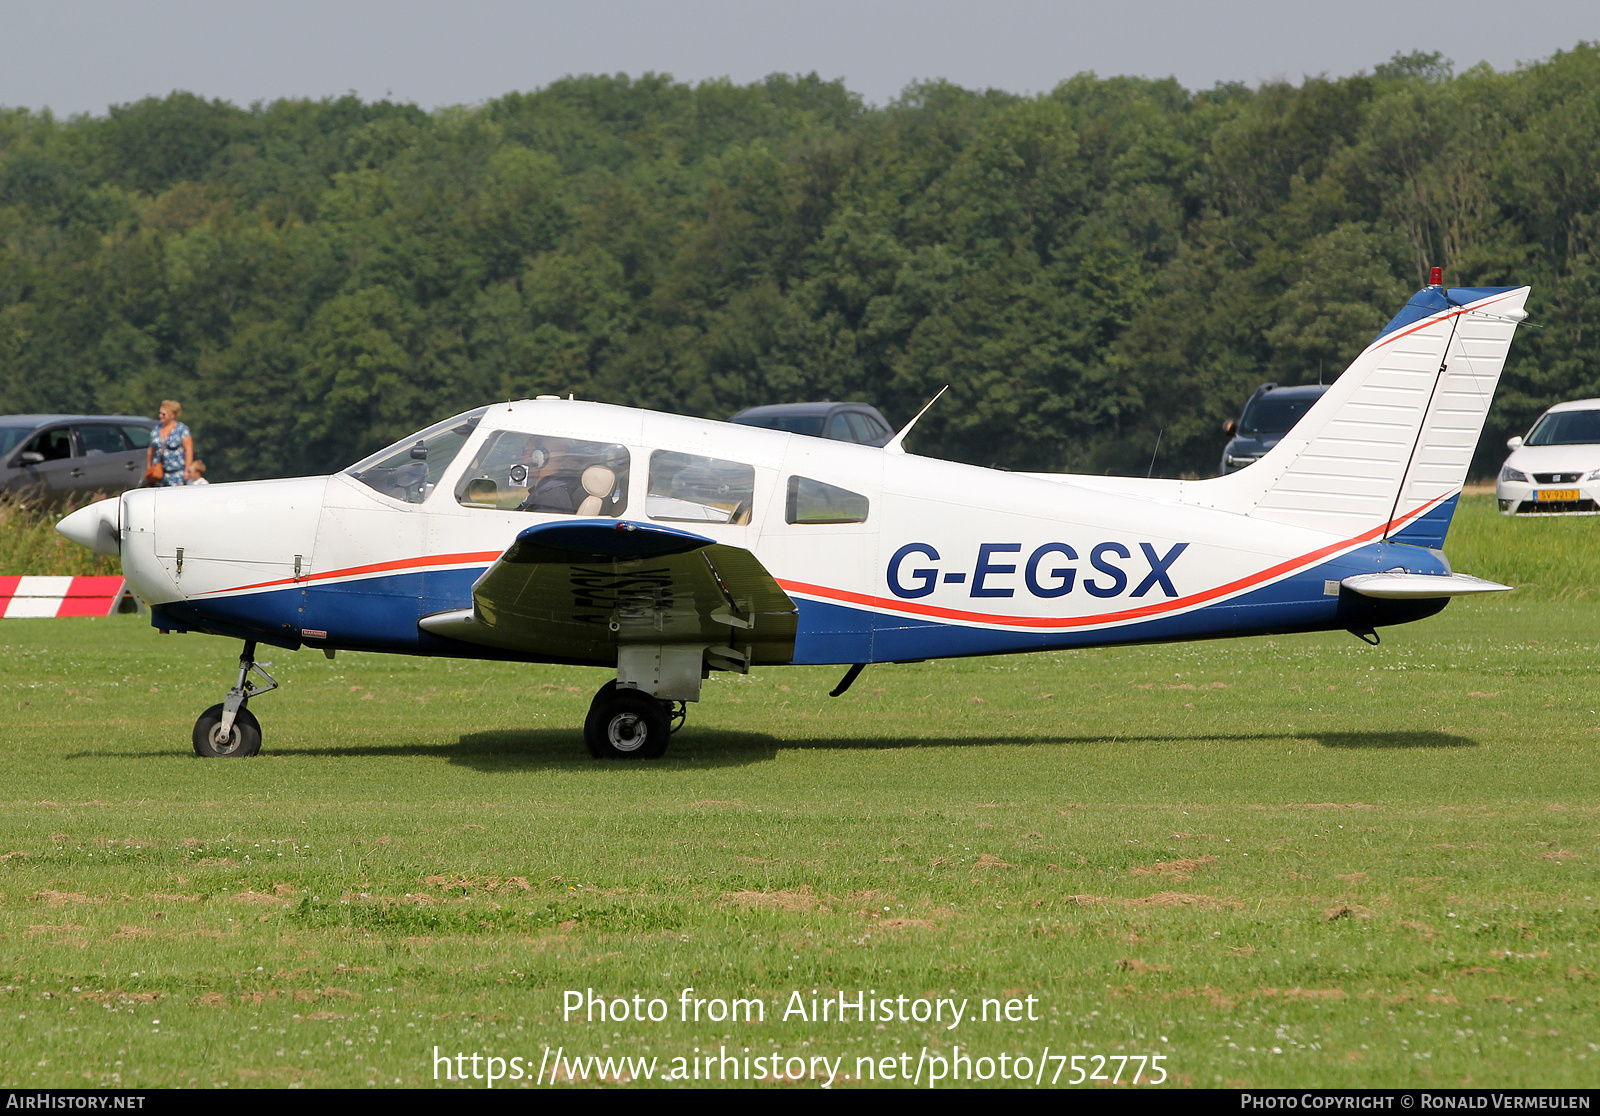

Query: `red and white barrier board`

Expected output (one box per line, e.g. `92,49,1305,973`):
0,576,141,618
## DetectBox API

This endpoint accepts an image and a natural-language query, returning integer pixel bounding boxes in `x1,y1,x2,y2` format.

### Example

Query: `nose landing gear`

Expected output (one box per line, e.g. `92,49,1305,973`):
193,640,278,758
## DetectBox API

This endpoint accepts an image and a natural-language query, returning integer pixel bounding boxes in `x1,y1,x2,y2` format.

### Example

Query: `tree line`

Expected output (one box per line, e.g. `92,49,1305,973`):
1,47,1596,481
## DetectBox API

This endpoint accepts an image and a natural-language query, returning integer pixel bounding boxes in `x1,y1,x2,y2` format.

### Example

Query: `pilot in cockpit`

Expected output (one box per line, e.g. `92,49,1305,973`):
518,441,601,514
515,443,580,514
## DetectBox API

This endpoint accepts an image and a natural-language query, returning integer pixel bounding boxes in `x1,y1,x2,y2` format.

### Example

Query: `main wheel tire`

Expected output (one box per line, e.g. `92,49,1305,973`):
192,703,262,758
584,684,670,759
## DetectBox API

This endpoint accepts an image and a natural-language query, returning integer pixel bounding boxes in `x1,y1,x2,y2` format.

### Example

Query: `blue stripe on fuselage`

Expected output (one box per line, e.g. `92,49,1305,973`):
153,565,495,657
1387,493,1458,550
155,539,1452,665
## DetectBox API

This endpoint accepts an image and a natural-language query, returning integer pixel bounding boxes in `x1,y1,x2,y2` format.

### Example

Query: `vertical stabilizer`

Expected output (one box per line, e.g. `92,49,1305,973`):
1189,285,1529,541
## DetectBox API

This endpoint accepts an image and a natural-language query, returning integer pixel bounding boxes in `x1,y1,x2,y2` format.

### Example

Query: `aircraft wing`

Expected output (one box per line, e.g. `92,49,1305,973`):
418,520,797,666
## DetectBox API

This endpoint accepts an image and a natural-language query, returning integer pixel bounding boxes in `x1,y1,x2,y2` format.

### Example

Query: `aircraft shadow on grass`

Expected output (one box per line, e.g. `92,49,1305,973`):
228,726,1490,770
68,728,1475,770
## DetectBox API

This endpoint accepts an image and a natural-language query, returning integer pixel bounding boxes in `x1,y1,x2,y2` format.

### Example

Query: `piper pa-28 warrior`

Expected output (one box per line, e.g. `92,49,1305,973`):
59,276,1530,759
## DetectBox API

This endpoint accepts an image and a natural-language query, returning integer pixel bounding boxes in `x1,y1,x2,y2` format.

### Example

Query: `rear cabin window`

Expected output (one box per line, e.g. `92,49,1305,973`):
455,431,629,516
648,451,754,524
786,476,869,524
347,409,487,504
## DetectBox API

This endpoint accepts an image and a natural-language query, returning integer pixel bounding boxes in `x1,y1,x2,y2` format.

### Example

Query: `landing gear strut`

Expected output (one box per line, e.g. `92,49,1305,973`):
583,680,678,759
193,640,277,758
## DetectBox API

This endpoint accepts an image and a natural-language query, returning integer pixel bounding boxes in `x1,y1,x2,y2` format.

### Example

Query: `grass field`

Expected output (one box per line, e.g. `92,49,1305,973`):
0,495,1597,1089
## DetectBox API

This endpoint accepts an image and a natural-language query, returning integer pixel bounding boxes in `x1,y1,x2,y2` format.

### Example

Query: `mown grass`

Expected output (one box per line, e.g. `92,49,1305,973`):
0,495,1596,1089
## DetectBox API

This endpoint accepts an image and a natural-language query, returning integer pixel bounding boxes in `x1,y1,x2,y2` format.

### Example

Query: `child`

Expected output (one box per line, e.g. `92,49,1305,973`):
185,460,210,485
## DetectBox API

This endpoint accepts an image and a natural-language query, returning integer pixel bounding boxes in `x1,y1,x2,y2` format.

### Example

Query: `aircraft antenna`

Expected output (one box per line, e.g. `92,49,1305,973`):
883,386,948,455
1147,429,1164,478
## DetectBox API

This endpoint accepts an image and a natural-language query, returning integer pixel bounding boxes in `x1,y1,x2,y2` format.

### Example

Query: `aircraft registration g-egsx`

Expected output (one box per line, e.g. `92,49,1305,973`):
59,277,1530,760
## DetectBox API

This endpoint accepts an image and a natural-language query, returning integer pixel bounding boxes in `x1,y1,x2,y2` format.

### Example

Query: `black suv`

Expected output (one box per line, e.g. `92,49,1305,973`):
0,414,157,504
1219,384,1329,474
729,402,894,447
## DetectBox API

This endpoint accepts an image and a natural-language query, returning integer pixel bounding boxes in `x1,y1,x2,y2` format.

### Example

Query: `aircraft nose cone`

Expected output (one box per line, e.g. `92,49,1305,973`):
57,497,121,556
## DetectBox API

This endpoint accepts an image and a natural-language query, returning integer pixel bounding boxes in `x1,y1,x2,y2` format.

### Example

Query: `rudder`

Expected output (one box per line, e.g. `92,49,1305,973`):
1189,283,1530,543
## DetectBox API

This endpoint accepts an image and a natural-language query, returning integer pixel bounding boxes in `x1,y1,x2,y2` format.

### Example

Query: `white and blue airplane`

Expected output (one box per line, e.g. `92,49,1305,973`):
59,278,1530,759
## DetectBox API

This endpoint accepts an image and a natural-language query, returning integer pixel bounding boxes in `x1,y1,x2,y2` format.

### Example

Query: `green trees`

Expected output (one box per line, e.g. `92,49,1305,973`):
0,53,1595,481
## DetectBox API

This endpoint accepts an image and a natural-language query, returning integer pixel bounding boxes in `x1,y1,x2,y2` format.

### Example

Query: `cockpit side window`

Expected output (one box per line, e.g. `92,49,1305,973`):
647,451,754,524
346,409,487,504
455,431,629,516
786,476,869,524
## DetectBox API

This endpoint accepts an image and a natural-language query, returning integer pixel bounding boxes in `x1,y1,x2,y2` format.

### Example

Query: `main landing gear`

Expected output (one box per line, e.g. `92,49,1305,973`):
193,640,278,758
583,680,685,760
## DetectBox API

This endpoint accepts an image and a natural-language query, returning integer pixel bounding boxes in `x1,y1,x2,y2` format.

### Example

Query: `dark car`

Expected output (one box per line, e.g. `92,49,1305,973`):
729,402,895,447
1219,384,1329,474
0,414,158,504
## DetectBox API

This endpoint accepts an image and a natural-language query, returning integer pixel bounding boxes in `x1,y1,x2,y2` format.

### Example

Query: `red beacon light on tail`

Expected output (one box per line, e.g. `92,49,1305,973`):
1429,266,1443,286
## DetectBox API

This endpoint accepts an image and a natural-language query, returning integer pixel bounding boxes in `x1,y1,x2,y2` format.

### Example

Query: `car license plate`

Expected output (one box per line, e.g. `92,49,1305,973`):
1536,488,1580,501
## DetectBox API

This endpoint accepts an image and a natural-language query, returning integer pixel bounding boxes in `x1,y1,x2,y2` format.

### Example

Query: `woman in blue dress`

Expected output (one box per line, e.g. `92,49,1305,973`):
146,399,194,487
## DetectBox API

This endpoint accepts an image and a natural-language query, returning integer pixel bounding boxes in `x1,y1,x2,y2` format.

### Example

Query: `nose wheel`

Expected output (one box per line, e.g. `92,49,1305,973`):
194,703,262,757
584,680,677,759
193,641,277,758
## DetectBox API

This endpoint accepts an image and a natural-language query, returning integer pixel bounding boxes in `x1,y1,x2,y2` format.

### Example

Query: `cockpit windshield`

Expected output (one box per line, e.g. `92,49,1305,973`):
346,409,487,503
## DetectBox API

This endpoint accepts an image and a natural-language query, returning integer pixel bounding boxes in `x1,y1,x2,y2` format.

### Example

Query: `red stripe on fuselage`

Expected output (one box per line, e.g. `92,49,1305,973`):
211,550,503,596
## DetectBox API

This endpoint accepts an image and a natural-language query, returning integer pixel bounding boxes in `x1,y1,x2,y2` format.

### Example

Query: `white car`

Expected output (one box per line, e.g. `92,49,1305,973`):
1497,398,1600,515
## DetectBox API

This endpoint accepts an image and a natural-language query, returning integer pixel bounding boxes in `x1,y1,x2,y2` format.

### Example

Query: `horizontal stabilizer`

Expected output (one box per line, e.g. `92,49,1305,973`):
1341,572,1511,599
